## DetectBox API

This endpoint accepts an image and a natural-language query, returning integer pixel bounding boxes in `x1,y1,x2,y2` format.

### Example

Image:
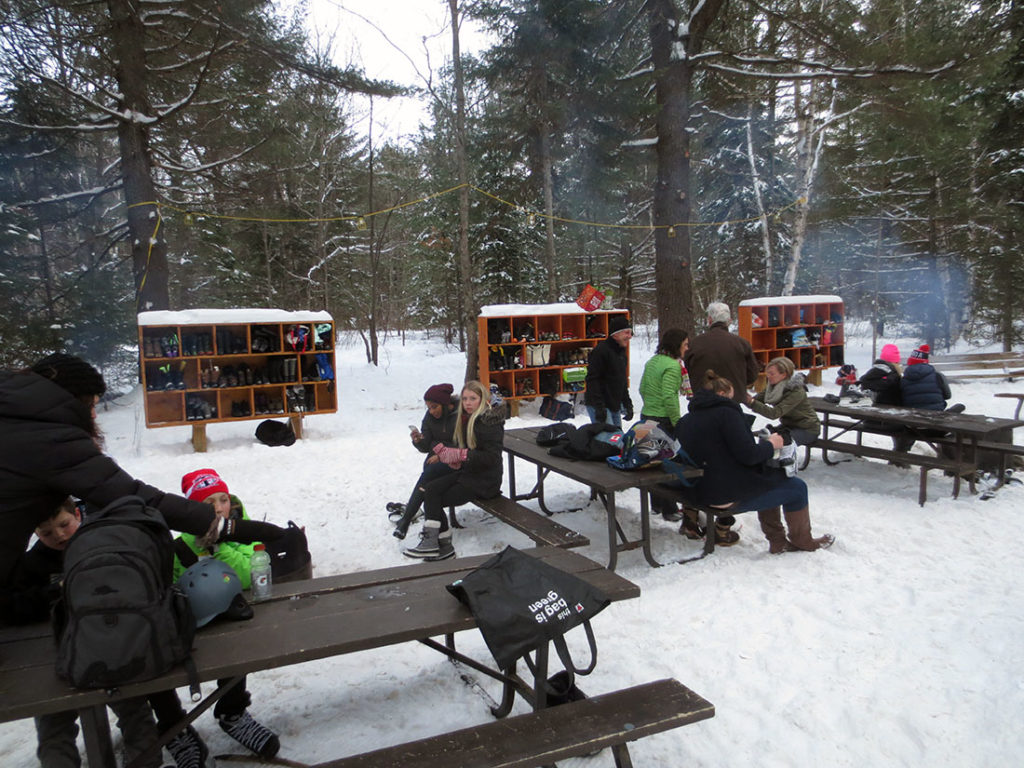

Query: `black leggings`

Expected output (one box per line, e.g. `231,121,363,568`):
421,471,477,532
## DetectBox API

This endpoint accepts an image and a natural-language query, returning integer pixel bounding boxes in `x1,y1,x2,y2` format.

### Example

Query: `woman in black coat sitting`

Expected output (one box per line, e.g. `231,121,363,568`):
675,369,834,554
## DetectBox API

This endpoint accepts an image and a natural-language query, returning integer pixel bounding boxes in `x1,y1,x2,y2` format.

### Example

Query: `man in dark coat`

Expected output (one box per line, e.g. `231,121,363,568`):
684,302,759,403
584,315,634,428
0,353,285,597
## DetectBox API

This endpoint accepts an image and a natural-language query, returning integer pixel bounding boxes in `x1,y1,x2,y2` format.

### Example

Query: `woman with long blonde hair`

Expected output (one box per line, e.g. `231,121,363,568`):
404,381,505,560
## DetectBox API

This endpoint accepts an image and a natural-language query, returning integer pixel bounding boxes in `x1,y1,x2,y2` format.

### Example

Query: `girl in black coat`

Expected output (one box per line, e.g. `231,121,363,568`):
403,380,505,561
675,370,834,554
0,354,285,595
390,383,460,540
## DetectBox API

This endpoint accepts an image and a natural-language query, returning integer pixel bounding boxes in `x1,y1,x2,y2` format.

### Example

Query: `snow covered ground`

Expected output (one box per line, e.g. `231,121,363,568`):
2,323,1022,767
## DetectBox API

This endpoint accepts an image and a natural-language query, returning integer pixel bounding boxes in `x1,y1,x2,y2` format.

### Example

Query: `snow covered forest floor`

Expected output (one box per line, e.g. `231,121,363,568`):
1,323,1022,767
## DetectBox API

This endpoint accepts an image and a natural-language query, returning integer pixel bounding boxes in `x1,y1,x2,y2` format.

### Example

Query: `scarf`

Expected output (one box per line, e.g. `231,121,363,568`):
763,378,788,405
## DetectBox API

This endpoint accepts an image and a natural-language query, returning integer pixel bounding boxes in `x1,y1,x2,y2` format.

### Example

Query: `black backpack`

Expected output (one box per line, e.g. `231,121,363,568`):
55,496,199,696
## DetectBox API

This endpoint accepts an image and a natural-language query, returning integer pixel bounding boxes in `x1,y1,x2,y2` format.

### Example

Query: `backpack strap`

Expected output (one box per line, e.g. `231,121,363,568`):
173,537,200,569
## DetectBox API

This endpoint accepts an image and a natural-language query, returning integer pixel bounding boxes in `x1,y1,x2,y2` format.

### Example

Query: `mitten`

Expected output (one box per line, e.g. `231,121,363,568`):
222,518,288,545
433,442,468,467
622,404,634,421
594,406,608,423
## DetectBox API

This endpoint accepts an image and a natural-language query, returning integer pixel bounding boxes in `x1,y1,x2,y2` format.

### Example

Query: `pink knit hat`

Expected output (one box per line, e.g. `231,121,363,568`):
879,344,901,364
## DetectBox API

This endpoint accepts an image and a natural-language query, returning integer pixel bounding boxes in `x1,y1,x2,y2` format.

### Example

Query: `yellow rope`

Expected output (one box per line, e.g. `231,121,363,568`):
127,185,806,231
127,186,805,299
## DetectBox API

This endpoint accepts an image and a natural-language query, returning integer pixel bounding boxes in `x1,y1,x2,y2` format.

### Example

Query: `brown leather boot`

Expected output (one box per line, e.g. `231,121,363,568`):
757,507,788,554
783,507,834,551
714,523,740,546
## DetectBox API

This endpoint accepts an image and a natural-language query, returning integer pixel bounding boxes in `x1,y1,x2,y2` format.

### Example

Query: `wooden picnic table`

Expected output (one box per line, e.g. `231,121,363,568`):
807,396,1024,503
0,547,639,768
502,426,702,570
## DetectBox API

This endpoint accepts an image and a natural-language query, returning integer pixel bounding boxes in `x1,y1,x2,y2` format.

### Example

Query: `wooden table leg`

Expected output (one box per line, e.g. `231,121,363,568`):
640,490,662,568
191,423,207,452
80,704,117,768
605,491,619,571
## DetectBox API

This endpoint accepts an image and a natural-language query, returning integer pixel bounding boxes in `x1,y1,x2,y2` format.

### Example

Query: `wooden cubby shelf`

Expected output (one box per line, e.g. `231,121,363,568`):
737,295,844,388
478,304,630,401
137,309,337,451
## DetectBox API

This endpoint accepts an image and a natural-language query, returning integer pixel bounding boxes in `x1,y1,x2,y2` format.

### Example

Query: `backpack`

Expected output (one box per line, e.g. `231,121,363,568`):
536,422,576,447
548,423,622,461
606,421,681,470
55,496,199,696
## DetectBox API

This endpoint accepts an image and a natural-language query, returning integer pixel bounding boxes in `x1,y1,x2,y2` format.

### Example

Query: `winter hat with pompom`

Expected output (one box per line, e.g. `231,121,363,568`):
907,344,930,365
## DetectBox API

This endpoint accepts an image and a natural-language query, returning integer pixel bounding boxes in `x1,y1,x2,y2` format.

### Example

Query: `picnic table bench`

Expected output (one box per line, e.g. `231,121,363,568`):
313,677,714,768
0,547,645,768
464,493,590,549
806,398,1023,505
930,351,1024,382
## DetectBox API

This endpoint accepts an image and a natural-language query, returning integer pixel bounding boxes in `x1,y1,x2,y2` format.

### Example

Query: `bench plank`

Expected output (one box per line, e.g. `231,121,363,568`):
474,495,589,549
312,678,713,768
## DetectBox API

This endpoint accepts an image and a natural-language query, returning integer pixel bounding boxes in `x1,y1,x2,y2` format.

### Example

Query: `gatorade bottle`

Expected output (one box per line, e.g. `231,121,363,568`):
250,543,272,602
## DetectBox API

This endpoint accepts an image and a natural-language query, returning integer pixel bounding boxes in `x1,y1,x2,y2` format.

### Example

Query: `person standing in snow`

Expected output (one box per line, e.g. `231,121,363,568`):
403,381,504,561
388,382,459,540
584,315,634,428
745,356,821,447
684,302,759,405
638,328,689,522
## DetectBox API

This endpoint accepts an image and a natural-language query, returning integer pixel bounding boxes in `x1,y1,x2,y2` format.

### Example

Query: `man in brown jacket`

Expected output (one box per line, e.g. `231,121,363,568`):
684,302,759,403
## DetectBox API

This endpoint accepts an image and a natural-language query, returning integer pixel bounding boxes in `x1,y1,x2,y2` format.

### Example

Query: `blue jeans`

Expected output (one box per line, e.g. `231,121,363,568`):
732,476,809,513
586,405,622,429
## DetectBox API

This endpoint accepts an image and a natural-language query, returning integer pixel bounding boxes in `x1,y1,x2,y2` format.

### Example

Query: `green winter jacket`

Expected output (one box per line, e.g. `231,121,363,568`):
638,353,684,426
172,494,257,589
748,373,821,435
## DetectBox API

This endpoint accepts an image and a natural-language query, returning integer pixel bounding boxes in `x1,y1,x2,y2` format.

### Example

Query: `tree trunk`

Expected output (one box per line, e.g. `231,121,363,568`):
540,127,557,301
451,0,478,382
649,1,694,337
648,0,726,338
106,0,169,311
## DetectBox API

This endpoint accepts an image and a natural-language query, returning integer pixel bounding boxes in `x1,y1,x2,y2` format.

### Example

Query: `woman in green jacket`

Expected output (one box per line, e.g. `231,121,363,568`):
746,356,821,445
639,328,689,432
639,329,689,522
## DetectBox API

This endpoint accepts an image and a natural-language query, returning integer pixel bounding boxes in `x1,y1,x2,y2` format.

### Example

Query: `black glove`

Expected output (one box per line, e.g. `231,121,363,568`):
594,406,607,423
223,518,288,544
622,404,634,421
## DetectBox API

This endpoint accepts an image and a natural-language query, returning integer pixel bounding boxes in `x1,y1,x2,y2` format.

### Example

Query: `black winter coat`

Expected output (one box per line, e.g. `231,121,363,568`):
859,360,902,406
584,337,633,413
1,539,62,625
674,389,784,506
900,364,950,411
445,407,505,499
0,370,220,589
413,396,459,459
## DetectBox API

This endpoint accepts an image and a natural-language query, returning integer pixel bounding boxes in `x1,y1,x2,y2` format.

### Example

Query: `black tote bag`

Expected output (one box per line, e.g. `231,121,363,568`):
446,546,610,671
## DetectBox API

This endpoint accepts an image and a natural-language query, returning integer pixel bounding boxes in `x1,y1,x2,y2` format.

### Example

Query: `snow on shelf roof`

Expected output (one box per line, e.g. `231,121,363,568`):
479,303,624,317
138,308,333,326
739,295,841,307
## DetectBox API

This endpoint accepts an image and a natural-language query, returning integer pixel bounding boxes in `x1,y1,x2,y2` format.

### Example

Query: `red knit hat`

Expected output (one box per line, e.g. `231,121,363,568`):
181,468,230,503
908,344,930,366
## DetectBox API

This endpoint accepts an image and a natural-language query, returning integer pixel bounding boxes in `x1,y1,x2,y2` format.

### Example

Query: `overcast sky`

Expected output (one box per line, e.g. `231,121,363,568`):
295,0,491,143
